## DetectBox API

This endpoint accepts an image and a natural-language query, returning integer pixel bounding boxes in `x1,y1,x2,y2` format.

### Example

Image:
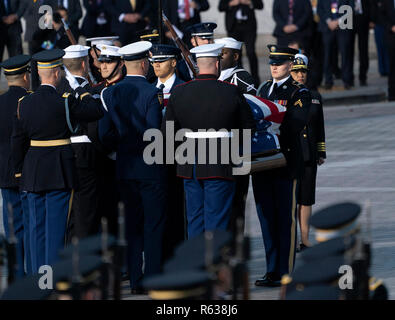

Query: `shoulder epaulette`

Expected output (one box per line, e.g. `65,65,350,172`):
62,92,71,98
292,80,303,87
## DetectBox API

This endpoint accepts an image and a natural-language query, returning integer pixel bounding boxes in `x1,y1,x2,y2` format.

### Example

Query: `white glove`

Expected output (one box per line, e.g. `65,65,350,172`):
64,67,80,90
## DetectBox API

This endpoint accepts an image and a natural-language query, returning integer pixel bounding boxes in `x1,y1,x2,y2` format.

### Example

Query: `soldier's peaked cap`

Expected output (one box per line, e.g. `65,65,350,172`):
292,53,309,71
310,202,361,242
63,45,90,59
119,41,152,61
137,28,160,43
187,22,217,38
33,49,65,69
97,45,122,62
1,55,31,76
86,36,119,46
150,44,180,62
190,43,224,58
143,270,212,300
285,285,343,300
268,44,298,64
301,235,356,262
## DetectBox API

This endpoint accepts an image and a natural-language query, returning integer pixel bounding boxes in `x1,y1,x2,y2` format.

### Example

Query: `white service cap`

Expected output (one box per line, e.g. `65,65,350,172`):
97,45,122,58
214,37,243,50
86,36,119,47
190,43,224,58
118,41,152,61
63,45,90,59
294,53,309,66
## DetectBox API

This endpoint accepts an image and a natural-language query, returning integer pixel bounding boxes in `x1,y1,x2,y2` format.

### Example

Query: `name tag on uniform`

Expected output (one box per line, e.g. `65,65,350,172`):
273,100,287,106
312,99,320,104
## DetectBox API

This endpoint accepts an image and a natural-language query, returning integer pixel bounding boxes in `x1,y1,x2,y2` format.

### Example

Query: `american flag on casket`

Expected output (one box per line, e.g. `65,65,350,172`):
243,94,287,154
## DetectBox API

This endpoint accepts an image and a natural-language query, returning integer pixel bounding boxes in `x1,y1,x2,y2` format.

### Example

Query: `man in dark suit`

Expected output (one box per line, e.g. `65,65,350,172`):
161,0,210,40
350,0,372,86
81,0,111,38
272,0,313,53
47,0,83,40
317,0,354,90
382,0,395,100
104,0,151,46
0,0,25,63
218,0,264,87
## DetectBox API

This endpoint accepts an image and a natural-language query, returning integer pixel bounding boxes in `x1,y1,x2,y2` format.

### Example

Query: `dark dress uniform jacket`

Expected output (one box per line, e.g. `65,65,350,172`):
101,75,165,181
163,74,255,180
12,85,104,192
258,77,311,178
0,86,29,188
300,90,326,164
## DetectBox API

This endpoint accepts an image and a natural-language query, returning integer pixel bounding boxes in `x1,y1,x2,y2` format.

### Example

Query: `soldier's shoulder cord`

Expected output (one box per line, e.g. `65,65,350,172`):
256,80,273,97
63,92,79,134
17,91,33,120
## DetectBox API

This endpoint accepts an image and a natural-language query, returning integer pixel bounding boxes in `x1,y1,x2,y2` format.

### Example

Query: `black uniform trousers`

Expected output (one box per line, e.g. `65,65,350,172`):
322,29,353,86
228,175,250,236
119,179,167,290
387,31,395,101
0,28,23,61
252,167,298,278
351,14,370,83
228,21,260,86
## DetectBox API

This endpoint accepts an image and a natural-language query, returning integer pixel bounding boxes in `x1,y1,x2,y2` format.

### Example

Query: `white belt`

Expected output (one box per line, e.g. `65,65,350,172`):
71,135,92,144
185,132,233,139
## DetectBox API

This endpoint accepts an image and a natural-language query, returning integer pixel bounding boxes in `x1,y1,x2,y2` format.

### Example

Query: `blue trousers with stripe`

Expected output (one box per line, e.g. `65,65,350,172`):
1,188,30,277
184,175,236,239
27,190,71,273
252,168,297,278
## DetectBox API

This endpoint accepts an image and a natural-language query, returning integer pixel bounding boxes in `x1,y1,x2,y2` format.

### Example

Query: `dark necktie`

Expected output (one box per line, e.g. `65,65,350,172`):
288,0,294,24
269,83,278,99
159,84,165,109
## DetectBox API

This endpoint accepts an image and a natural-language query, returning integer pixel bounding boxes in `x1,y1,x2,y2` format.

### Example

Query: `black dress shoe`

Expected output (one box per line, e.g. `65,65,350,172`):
360,80,367,87
344,84,352,90
131,288,148,295
255,273,281,287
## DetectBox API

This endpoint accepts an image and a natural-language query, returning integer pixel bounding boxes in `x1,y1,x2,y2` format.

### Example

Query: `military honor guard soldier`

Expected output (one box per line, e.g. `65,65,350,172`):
162,43,255,239
187,22,217,47
150,43,186,261
100,41,167,294
57,45,105,241
290,54,326,251
254,45,311,286
11,49,104,273
0,55,32,277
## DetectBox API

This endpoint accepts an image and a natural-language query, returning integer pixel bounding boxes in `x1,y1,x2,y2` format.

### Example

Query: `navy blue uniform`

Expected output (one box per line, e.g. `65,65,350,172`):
0,86,31,277
12,84,104,272
100,75,167,291
255,76,311,279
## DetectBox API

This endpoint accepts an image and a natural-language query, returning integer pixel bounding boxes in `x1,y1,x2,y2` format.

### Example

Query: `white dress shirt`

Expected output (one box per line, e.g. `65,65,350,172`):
268,76,290,97
178,0,195,20
156,73,176,94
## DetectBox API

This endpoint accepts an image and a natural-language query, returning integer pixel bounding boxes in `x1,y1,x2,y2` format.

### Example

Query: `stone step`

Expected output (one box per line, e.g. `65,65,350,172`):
321,86,387,106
